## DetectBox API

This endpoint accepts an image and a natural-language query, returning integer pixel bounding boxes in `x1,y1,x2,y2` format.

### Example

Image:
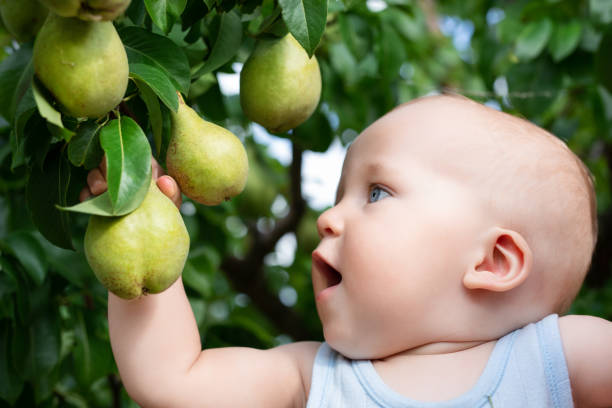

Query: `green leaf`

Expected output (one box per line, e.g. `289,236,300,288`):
145,0,170,32
203,0,217,9
10,55,34,124
62,117,152,216
9,263,30,326
73,309,92,385
25,115,54,171
11,87,36,170
3,231,47,286
548,21,582,62
0,323,24,405
0,258,18,299
595,28,612,93
328,42,357,85
279,0,327,57
377,23,405,82
32,312,61,376
60,191,114,216
48,123,74,143
506,60,562,117
134,79,164,156
130,63,179,111
16,309,61,381
43,242,91,288
119,26,191,94
590,0,612,24
515,19,553,61
32,81,63,129
167,0,187,18
26,147,74,250
144,0,187,32
0,44,32,121
193,11,243,77
67,121,105,170
101,117,152,213
291,109,333,152
182,260,212,298
72,310,115,387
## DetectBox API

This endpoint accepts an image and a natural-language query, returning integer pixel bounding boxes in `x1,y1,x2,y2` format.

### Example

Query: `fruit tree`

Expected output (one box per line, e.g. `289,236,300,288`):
0,0,611,406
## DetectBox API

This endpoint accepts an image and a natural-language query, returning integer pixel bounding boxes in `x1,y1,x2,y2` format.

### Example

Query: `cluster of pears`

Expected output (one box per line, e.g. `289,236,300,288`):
3,2,321,299
85,97,249,299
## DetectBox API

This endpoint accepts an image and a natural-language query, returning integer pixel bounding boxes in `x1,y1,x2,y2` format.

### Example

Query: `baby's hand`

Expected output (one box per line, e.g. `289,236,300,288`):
78,157,182,208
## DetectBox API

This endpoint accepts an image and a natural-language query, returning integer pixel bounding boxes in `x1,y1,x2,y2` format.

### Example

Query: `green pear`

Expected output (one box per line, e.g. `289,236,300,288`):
0,0,48,42
166,94,249,205
33,13,128,118
84,179,190,299
37,0,80,17
240,34,321,134
39,0,131,21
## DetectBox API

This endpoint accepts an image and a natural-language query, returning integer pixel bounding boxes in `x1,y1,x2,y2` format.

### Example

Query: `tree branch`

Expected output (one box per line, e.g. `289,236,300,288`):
418,0,441,35
220,142,312,340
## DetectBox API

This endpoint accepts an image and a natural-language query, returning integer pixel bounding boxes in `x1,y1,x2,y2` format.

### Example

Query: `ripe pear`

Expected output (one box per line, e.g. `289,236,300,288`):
84,178,190,299
166,94,249,205
39,0,131,21
33,13,128,118
240,34,321,134
0,0,48,42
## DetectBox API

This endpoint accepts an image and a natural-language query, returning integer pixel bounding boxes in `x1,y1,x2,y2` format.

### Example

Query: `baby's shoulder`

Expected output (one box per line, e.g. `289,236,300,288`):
557,314,611,364
558,313,612,344
557,314,612,407
277,341,321,396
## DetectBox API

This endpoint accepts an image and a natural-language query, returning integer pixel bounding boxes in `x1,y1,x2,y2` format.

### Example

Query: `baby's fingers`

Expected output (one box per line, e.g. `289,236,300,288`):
78,156,181,208
156,175,182,208
87,168,108,195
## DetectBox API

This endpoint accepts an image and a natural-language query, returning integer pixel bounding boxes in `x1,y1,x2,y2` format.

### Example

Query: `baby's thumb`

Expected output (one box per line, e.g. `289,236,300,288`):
156,175,182,208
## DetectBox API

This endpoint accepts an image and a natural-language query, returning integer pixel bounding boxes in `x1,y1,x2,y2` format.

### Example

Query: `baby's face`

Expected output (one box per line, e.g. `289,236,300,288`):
311,100,492,359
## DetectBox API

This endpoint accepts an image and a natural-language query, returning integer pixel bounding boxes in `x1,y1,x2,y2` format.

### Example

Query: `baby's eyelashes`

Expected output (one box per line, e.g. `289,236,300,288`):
368,185,391,203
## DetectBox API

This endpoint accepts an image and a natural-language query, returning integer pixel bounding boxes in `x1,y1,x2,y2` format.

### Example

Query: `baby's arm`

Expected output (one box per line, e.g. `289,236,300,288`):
559,314,612,407
83,161,319,407
109,279,319,408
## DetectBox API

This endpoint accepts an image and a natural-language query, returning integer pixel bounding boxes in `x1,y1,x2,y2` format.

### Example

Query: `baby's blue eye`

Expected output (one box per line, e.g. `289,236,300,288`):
368,186,390,203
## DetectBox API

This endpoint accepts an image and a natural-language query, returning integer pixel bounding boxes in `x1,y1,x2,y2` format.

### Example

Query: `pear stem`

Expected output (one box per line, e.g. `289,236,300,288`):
176,91,186,106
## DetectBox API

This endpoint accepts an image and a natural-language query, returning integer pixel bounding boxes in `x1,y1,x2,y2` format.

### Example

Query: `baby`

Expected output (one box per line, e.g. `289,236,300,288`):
82,95,611,407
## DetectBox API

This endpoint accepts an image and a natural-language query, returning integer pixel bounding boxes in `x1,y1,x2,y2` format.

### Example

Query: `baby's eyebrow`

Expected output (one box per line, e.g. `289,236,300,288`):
365,162,384,174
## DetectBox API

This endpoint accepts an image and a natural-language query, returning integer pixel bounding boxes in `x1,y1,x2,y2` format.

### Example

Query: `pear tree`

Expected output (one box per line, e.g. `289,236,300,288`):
0,0,611,406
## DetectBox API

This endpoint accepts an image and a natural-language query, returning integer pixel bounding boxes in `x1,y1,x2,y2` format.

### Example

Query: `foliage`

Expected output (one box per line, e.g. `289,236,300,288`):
0,0,611,406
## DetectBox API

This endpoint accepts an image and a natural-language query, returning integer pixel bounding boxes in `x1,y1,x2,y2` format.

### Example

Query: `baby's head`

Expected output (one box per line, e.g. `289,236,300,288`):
312,94,597,360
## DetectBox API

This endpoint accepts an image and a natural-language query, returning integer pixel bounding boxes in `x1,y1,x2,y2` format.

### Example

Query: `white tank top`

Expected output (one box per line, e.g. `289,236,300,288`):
306,314,573,407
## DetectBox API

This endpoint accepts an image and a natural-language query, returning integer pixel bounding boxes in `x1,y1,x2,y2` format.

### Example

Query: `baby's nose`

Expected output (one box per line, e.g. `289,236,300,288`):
316,206,343,238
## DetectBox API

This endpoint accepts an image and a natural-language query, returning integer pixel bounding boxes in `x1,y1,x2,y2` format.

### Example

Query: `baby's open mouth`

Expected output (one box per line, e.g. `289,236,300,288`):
313,254,342,290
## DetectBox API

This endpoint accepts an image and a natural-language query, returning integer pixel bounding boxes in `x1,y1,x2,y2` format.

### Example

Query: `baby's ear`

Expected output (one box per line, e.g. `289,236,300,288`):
463,228,532,292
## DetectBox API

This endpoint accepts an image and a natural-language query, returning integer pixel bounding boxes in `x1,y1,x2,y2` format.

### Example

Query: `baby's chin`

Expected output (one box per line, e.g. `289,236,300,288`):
323,327,390,360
